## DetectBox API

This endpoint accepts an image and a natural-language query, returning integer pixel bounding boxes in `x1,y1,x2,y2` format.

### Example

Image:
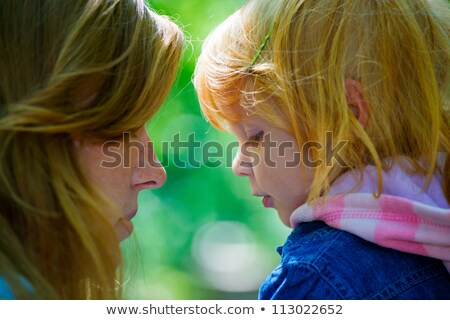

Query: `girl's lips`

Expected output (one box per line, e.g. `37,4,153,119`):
262,195,273,208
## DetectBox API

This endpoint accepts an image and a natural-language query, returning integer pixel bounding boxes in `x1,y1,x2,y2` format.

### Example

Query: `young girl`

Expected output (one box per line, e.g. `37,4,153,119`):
0,0,183,299
194,0,450,299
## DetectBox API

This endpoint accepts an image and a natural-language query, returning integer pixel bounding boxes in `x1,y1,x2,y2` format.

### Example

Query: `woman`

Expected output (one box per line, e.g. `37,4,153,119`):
0,0,183,299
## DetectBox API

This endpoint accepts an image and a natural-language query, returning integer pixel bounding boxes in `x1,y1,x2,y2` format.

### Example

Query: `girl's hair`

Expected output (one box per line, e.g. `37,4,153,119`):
194,0,450,203
0,0,183,299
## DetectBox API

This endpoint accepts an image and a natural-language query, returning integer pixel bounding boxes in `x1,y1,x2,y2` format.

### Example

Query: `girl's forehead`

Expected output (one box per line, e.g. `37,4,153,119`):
228,114,272,132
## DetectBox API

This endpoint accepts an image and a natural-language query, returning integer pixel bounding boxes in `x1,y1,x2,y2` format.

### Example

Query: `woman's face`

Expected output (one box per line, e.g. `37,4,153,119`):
229,114,314,227
76,126,166,240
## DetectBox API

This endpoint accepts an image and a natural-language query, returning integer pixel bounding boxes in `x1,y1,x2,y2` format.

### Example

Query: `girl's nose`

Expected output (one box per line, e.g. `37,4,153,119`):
232,149,253,177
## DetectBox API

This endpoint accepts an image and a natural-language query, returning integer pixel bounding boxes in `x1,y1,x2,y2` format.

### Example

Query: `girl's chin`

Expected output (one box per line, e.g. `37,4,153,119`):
275,207,294,228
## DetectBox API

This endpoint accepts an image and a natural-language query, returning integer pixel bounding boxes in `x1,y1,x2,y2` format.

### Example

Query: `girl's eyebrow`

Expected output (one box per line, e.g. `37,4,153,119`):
244,126,260,135
243,120,264,133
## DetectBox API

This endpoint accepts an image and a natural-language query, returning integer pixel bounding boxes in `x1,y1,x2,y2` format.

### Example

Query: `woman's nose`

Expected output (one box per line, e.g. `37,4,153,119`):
134,151,167,190
132,131,167,190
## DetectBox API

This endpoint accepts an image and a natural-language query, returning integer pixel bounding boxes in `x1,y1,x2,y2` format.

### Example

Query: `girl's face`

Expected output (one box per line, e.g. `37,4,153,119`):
229,114,314,227
76,126,166,240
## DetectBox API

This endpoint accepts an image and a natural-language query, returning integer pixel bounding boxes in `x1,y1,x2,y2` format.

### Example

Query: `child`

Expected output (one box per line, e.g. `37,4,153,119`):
194,0,450,299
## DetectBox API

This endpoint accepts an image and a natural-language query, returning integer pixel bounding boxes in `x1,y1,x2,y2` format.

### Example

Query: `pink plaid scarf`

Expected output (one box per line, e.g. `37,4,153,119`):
290,157,450,272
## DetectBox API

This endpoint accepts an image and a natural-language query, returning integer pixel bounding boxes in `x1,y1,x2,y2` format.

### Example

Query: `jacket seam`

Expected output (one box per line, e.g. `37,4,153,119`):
284,261,347,299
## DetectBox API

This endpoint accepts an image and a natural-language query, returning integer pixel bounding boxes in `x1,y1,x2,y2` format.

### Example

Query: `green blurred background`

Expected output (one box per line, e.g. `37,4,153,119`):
122,0,290,299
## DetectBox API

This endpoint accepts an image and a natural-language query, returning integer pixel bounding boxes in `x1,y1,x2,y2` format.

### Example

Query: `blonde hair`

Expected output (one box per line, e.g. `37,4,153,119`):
194,0,450,203
0,0,183,299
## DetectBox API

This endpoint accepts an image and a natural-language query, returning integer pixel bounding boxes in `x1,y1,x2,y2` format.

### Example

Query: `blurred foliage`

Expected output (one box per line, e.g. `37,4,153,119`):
122,0,290,299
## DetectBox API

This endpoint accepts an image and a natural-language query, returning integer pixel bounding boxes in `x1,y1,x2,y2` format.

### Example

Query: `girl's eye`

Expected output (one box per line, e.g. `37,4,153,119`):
247,130,264,145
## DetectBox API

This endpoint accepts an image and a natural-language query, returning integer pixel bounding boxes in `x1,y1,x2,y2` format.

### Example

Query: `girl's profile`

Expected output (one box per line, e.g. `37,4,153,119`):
195,0,450,299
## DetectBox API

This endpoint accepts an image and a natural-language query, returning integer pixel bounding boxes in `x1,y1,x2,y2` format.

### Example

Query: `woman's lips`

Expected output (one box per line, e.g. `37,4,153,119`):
126,209,138,220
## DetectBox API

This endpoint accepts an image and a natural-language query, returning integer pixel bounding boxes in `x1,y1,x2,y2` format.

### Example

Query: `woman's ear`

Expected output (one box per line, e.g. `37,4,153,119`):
345,79,369,128
72,75,104,108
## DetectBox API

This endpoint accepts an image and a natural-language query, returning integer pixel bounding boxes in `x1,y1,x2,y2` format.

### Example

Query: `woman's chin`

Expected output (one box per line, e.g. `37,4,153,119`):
115,219,134,241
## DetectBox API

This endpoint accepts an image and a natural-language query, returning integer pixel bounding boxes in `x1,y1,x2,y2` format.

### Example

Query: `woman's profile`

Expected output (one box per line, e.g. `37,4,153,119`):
0,0,183,299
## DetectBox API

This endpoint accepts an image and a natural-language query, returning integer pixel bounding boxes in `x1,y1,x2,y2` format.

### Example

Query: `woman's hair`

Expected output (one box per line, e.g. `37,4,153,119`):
194,0,450,203
0,0,183,299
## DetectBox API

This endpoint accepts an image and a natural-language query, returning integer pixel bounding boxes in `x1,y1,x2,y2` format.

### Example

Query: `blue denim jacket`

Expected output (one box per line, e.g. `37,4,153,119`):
259,221,450,299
